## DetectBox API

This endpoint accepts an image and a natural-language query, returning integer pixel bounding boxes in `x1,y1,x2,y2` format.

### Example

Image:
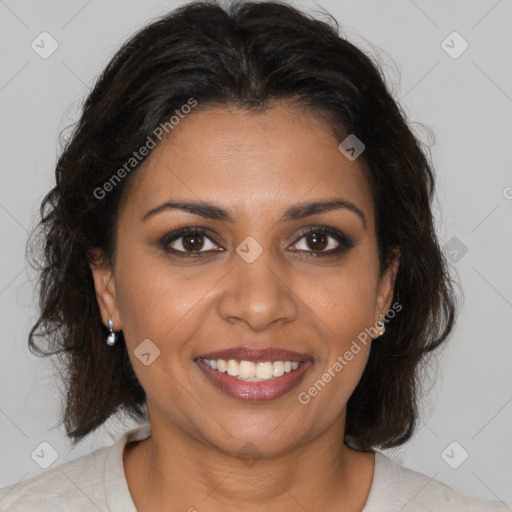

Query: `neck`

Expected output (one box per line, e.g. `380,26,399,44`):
124,415,375,512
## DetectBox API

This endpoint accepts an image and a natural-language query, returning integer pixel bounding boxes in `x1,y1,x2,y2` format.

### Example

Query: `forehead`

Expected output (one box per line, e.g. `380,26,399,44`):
119,104,374,225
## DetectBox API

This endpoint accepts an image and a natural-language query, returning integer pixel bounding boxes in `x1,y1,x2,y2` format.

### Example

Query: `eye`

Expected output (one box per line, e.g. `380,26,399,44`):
160,227,222,257
288,227,355,257
159,225,355,259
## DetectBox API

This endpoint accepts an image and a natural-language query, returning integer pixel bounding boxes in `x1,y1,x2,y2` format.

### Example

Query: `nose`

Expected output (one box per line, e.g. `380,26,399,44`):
217,245,299,332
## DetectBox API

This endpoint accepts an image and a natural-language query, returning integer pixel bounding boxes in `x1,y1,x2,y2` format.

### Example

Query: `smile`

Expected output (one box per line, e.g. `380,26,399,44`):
195,347,313,401
200,358,303,381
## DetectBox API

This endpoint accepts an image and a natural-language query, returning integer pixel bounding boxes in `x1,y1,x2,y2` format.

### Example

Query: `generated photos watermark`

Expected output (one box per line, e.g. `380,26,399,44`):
93,97,198,200
297,301,402,405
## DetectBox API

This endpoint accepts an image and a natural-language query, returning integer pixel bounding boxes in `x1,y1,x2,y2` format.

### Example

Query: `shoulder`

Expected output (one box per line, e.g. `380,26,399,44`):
364,451,512,512
0,424,150,512
0,447,110,511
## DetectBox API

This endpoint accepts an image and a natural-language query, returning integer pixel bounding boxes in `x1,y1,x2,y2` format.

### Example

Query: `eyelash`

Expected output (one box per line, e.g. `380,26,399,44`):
158,226,355,258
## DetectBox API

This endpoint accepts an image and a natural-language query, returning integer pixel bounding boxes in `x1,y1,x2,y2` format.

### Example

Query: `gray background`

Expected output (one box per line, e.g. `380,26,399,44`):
1,0,511,504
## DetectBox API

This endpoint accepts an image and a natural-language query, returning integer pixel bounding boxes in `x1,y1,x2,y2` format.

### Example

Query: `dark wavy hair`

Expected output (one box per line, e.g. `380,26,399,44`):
27,0,456,449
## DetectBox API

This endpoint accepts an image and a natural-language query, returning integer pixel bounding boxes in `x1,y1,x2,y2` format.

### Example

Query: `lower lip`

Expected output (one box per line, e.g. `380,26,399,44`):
195,359,313,401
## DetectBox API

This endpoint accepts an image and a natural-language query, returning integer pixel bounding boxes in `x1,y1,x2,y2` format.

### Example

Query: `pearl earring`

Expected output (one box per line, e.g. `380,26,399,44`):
375,314,386,338
106,317,117,346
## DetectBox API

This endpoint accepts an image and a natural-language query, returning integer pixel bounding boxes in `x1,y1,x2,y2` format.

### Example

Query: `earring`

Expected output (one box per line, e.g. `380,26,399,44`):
106,317,117,346
375,314,386,338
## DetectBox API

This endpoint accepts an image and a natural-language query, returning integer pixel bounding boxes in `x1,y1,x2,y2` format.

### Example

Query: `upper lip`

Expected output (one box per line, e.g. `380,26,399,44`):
196,346,313,363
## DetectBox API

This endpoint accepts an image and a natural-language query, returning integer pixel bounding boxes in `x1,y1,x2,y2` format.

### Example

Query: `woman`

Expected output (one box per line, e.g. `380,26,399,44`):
1,1,509,510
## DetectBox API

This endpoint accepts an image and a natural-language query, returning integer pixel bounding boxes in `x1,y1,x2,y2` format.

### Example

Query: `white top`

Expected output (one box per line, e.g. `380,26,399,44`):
1,424,510,511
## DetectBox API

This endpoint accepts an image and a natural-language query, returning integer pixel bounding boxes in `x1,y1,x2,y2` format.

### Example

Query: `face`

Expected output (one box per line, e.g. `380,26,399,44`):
91,103,398,458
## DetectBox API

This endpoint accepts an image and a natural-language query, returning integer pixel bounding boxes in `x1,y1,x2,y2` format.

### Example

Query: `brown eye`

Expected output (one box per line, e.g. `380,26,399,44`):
180,233,207,251
303,231,329,251
168,233,217,253
289,227,355,257
160,227,221,256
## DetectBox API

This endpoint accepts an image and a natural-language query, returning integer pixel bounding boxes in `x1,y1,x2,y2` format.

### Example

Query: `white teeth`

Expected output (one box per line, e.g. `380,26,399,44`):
272,361,284,377
239,360,256,379
201,358,304,381
227,359,239,377
256,361,273,379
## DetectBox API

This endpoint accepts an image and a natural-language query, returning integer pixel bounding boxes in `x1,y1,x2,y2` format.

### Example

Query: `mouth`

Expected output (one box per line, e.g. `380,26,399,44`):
195,347,313,401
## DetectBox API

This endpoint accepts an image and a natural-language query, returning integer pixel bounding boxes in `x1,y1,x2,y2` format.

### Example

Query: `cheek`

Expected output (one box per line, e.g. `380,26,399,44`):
298,255,380,342
114,236,185,330
113,257,209,407
292,250,379,410
113,239,243,412
296,271,376,419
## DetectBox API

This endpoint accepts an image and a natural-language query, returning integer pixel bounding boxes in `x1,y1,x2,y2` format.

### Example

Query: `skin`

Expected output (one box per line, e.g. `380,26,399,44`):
90,102,399,512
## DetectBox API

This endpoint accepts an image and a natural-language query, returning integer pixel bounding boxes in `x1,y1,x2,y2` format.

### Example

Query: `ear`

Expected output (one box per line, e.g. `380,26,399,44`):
89,248,121,331
375,247,400,317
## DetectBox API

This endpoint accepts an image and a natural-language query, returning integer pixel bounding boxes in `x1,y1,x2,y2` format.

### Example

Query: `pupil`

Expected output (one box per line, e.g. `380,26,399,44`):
308,232,327,251
183,235,204,251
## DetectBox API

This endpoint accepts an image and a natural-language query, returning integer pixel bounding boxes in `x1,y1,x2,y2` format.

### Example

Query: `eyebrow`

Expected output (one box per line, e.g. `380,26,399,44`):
141,198,366,229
